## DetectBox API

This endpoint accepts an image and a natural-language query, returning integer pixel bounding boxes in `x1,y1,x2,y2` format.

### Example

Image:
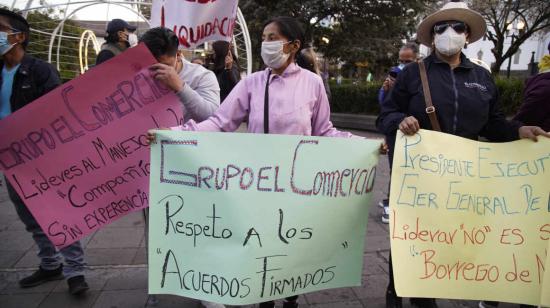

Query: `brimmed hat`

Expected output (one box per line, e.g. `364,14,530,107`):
416,1,486,46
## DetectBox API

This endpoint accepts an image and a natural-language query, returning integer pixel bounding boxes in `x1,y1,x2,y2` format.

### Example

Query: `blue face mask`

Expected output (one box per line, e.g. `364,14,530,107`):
0,31,19,56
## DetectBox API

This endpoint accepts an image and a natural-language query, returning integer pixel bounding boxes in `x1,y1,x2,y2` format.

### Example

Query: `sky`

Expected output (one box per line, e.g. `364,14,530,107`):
2,0,146,22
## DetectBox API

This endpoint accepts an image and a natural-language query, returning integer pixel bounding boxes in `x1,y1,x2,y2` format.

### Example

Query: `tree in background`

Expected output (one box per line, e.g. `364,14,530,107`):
240,0,437,78
471,0,550,75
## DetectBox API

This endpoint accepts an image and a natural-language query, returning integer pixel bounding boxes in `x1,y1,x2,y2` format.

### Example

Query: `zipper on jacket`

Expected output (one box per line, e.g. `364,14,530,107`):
450,67,459,134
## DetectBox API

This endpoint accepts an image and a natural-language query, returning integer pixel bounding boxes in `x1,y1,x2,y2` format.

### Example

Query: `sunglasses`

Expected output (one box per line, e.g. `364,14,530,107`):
433,22,467,35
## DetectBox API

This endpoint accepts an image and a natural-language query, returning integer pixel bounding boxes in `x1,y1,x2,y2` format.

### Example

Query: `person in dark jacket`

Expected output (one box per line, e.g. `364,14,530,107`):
95,18,137,65
0,8,89,295
377,2,549,308
211,40,241,102
512,44,550,132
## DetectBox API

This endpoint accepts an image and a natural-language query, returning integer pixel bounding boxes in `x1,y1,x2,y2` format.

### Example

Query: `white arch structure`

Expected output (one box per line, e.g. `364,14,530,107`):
14,0,253,75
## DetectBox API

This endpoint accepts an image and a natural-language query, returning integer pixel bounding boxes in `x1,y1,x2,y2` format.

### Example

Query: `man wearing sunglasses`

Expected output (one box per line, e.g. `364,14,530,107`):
0,8,89,295
378,2,549,308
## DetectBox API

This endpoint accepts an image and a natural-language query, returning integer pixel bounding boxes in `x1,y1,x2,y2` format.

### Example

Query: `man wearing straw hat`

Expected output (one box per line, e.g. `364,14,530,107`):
377,1,549,307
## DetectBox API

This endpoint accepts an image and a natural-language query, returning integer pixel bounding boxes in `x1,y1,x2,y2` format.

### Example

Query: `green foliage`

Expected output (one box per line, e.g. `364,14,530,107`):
240,0,438,74
329,78,524,116
329,80,382,115
26,10,94,82
495,77,524,115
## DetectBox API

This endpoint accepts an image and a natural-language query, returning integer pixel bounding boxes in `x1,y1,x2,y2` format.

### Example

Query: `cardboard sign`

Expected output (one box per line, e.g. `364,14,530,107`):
390,130,550,306
0,44,182,248
148,130,381,304
150,0,239,49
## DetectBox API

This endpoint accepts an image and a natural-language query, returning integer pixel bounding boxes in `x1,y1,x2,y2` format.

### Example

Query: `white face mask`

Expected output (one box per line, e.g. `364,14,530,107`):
261,40,290,69
434,27,466,56
128,33,138,47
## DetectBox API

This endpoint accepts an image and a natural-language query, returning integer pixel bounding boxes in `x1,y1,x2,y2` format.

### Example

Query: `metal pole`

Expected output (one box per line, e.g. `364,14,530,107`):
506,35,515,79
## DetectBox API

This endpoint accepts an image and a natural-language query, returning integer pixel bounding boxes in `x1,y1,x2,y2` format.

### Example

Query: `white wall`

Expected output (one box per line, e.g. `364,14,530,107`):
462,31,550,71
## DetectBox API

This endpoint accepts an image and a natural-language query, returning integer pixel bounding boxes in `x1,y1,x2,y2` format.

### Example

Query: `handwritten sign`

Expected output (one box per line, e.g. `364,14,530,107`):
390,130,550,306
150,0,239,49
541,247,550,306
0,44,182,248
148,131,380,304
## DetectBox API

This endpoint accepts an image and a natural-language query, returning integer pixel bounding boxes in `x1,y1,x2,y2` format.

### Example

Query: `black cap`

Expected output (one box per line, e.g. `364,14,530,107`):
106,19,137,34
0,8,30,32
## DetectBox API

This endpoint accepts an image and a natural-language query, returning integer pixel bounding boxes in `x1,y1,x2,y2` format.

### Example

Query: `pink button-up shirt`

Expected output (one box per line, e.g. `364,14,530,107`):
174,63,352,138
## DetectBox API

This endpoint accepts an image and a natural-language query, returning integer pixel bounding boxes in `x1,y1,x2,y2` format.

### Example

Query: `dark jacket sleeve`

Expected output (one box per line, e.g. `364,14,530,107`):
219,66,240,89
376,66,411,136
35,61,61,96
479,73,520,142
512,75,550,130
95,50,115,65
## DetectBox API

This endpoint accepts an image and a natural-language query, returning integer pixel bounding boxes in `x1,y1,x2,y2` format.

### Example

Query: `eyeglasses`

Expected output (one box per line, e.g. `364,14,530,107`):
398,59,414,64
433,22,467,35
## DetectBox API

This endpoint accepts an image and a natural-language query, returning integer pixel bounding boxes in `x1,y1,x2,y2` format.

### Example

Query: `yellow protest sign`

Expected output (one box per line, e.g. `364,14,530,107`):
390,130,550,306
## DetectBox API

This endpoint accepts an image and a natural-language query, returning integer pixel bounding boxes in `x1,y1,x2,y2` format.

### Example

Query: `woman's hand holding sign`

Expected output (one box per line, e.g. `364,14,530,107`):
147,128,169,145
518,126,550,142
399,116,420,135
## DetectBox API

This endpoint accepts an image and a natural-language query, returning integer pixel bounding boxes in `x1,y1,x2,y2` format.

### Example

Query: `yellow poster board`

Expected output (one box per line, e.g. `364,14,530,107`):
390,130,550,306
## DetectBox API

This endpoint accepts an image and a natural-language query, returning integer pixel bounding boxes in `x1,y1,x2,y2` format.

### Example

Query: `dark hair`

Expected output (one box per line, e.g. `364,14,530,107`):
297,47,320,75
401,42,418,54
263,16,306,63
211,40,240,72
6,15,29,48
139,27,179,58
105,31,120,44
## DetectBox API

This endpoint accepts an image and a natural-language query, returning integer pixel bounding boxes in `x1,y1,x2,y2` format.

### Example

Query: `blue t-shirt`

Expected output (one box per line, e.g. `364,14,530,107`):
0,64,20,119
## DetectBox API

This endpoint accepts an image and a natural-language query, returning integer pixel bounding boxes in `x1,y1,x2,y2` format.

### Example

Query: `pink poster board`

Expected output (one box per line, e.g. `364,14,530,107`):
0,44,182,248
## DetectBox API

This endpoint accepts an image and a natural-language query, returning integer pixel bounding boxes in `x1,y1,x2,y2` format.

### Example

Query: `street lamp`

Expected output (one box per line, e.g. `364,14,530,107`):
506,20,525,78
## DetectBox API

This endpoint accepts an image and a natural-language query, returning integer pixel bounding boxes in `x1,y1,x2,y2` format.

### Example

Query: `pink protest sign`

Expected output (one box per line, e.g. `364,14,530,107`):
0,44,182,248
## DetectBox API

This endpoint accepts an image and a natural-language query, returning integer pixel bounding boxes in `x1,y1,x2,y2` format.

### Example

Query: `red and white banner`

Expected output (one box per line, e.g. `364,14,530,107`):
150,0,239,49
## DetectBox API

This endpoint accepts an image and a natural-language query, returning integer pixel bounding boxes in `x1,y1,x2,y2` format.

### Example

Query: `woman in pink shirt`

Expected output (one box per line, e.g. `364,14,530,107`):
154,16,351,138
148,16,354,308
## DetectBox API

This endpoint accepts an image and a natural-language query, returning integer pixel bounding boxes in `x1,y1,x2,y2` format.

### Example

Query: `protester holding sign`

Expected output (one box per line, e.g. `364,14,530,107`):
376,2,550,308
140,27,220,123
154,16,352,138
0,8,89,295
140,27,223,308
148,16,354,308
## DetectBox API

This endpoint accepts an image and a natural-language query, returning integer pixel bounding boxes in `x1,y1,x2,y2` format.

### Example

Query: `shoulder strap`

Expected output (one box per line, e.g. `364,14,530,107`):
101,43,124,56
264,70,272,134
418,59,442,132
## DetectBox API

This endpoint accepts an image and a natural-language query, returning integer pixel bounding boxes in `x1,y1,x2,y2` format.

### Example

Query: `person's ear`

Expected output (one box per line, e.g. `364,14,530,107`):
289,40,301,53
